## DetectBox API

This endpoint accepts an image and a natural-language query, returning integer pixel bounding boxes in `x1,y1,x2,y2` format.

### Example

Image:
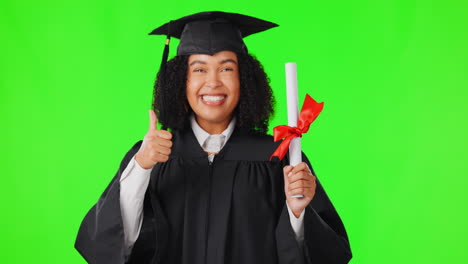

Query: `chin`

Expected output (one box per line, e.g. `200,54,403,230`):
196,112,232,123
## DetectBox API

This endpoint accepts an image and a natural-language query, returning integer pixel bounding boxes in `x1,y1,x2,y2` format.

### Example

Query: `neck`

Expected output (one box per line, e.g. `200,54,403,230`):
196,117,231,134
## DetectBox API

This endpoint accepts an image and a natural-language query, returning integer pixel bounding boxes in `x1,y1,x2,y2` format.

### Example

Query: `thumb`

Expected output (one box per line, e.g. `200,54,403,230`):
283,165,293,185
283,165,293,177
149,109,158,131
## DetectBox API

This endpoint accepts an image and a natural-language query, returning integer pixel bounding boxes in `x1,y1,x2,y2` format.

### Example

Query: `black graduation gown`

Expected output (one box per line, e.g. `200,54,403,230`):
75,128,352,264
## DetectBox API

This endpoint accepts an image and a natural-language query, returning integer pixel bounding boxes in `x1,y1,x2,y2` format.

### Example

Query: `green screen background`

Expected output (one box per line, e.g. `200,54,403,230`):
1,0,467,263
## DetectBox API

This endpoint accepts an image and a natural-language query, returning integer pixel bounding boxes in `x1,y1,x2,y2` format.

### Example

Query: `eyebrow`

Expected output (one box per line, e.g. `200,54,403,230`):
189,60,206,66
189,59,238,67
220,59,238,65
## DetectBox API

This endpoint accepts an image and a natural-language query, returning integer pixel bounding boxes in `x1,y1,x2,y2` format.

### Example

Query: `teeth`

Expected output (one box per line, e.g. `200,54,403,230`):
202,95,226,102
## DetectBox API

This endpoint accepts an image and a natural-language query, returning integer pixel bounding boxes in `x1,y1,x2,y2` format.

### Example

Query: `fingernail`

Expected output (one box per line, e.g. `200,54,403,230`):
288,172,292,177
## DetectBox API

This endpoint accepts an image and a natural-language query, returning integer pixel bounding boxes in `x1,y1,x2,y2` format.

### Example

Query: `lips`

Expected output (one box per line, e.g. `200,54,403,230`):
201,94,227,106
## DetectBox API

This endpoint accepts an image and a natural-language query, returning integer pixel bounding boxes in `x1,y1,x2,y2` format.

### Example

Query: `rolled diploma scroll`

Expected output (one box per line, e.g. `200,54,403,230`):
285,63,304,198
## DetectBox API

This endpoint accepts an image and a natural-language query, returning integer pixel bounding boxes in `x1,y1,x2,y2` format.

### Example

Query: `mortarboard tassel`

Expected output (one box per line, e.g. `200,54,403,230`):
159,20,172,75
160,35,171,72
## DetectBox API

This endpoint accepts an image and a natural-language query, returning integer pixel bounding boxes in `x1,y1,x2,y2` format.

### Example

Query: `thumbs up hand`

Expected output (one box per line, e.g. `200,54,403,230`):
135,110,173,169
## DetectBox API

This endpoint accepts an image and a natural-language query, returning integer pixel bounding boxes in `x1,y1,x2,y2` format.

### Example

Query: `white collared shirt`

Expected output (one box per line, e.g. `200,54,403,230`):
190,115,236,151
119,116,304,255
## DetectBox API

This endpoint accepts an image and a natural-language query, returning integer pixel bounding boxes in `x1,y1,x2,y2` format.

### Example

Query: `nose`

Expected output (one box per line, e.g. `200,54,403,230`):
205,71,222,88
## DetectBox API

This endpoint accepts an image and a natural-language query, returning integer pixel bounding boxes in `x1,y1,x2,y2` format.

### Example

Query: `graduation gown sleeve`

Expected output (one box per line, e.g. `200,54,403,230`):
275,153,352,264
74,140,161,264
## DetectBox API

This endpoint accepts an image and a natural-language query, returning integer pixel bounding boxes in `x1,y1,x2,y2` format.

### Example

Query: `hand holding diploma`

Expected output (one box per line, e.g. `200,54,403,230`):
135,110,173,169
283,162,316,218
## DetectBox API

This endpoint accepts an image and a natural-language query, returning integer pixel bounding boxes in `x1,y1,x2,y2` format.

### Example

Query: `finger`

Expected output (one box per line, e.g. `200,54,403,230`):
289,179,315,190
149,109,158,131
157,138,173,148
288,162,309,177
289,171,316,184
289,185,315,195
154,130,172,140
288,188,315,197
289,187,307,196
155,145,172,156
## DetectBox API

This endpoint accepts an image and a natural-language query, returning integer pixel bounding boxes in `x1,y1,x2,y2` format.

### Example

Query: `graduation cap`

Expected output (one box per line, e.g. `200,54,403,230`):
149,11,279,69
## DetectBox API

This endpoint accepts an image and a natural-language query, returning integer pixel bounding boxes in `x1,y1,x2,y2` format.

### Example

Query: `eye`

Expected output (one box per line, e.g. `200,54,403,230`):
193,68,206,73
221,68,234,72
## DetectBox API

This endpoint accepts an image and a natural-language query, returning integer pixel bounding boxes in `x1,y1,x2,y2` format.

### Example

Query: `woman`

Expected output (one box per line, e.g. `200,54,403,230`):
75,11,351,264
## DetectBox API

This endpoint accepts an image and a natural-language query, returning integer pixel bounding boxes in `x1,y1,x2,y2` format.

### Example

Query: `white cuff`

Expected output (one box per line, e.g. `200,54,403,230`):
286,201,305,242
120,156,153,183
120,156,152,255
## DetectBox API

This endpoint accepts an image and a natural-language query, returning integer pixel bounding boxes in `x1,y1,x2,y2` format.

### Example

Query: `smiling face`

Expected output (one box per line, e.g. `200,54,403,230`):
186,50,240,134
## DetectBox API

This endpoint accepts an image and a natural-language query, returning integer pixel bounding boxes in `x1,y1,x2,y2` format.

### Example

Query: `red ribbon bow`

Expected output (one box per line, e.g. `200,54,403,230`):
270,94,324,161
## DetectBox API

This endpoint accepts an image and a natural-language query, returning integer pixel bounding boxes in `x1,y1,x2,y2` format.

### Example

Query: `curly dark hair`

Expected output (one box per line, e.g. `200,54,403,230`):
153,53,275,135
